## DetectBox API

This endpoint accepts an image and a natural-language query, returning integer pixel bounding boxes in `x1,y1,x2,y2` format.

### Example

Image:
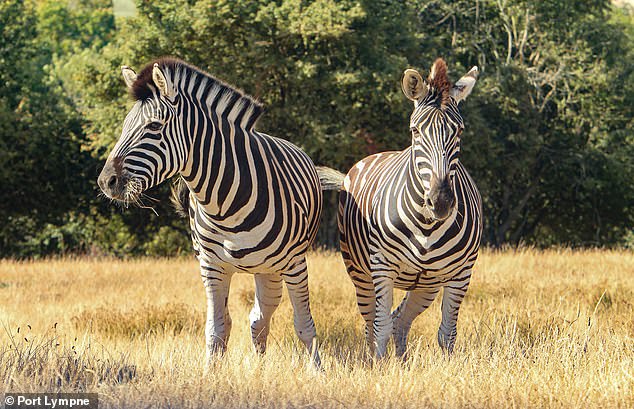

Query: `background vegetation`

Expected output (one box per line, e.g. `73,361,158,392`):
1,0,633,257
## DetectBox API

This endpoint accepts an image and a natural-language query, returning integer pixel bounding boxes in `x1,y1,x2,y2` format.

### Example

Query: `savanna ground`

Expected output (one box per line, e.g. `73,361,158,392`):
0,249,632,408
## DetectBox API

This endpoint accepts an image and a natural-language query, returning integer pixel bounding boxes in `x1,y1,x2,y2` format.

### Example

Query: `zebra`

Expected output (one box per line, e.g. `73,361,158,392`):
97,57,323,366
319,58,482,359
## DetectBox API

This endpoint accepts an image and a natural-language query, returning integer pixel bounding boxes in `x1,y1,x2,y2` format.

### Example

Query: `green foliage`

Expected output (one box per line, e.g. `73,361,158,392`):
142,226,192,257
0,0,96,256
0,0,632,257
4,208,191,258
2,212,127,258
35,0,115,55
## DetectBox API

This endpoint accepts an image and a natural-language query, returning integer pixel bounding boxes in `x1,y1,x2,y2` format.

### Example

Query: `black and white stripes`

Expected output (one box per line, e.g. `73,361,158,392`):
98,58,322,366
97,56,482,365
335,59,482,358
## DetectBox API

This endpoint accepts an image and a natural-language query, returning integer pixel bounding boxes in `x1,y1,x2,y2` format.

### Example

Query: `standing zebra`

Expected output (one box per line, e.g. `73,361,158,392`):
98,57,322,366
320,58,482,359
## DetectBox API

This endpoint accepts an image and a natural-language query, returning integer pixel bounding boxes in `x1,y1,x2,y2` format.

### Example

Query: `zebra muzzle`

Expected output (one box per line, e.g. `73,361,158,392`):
98,160,130,200
426,176,455,220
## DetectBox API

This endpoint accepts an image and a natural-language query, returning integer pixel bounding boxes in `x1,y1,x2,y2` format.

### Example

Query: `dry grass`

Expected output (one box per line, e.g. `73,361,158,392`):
0,249,633,408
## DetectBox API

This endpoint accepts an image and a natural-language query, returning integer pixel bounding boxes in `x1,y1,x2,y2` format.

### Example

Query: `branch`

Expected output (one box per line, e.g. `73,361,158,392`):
496,0,513,65
518,9,530,64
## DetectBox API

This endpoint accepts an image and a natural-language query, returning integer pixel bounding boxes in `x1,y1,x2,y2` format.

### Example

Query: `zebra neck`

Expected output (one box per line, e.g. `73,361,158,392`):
175,74,262,218
180,98,262,220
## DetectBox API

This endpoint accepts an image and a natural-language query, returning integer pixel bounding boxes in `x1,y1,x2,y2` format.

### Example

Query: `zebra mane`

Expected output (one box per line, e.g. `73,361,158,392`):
426,58,453,108
130,57,264,128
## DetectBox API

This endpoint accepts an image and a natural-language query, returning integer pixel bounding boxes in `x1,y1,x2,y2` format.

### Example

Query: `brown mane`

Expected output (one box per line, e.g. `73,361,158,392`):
427,58,452,108
130,57,180,101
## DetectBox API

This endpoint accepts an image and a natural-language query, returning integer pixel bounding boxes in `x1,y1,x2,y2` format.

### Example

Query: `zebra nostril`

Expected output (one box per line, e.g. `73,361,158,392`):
425,197,434,208
107,175,117,190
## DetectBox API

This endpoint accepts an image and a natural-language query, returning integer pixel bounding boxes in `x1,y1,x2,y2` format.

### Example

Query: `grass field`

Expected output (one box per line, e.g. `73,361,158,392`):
1,249,633,408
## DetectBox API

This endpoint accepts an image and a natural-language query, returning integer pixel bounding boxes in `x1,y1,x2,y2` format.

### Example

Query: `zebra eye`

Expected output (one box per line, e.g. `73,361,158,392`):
146,121,163,132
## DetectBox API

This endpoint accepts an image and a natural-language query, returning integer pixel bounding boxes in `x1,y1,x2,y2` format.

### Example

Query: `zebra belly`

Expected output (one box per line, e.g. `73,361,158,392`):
342,207,478,289
191,211,311,274
193,232,308,274
391,255,476,290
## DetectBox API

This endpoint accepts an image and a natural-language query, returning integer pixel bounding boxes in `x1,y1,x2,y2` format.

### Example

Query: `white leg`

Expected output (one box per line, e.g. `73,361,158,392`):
372,272,395,359
438,275,471,354
200,265,232,364
282,259,321,367
392,288,440,358
250,274,283,354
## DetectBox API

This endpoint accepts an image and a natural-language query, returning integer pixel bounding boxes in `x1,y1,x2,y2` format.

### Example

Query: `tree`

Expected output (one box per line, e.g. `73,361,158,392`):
1,0,631,256
0,0,94,256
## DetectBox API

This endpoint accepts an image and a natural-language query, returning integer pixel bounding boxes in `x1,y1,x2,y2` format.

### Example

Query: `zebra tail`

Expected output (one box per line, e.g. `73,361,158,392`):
316,166,345,191
170,177,190,218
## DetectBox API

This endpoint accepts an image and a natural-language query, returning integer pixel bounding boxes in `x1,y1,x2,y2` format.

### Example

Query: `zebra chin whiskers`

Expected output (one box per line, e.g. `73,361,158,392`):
96,190,108,201
133,191,161,216
123,179,160,216
122,178,142,208
135,194,160,216
421,203,435,221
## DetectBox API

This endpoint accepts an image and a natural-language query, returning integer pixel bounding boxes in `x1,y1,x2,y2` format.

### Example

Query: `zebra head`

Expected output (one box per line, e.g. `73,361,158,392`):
401,59,478,221
98,62,185,204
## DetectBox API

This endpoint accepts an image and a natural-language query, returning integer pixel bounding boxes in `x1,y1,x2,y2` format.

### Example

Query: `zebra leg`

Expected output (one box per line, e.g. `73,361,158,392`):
438,276,471,354
349,269,376,354
372,272,395,359
224,306,232,347
391,288,440,359
201,267,233,364
282,260,321,367
250,273,283,354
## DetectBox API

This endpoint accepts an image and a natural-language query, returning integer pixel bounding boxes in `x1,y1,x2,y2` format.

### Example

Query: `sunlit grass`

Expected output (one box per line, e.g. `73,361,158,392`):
1,249,633,408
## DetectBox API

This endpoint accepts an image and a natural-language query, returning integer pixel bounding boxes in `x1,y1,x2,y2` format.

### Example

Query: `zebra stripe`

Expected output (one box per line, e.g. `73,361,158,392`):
98,58,322,366
337,59,482,358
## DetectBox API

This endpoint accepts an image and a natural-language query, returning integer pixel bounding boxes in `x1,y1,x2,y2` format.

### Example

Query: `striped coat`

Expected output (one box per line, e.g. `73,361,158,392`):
330,59,482,358
98,58,322,366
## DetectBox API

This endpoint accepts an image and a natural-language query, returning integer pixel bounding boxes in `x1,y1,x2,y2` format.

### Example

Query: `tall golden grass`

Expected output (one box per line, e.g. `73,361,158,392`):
0,249,632,408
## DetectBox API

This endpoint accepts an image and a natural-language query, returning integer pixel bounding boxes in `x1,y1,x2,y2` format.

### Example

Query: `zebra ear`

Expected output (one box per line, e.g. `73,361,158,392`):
121,66,137,89
401,69,428,102
451,66,478,103
152,63,176,99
